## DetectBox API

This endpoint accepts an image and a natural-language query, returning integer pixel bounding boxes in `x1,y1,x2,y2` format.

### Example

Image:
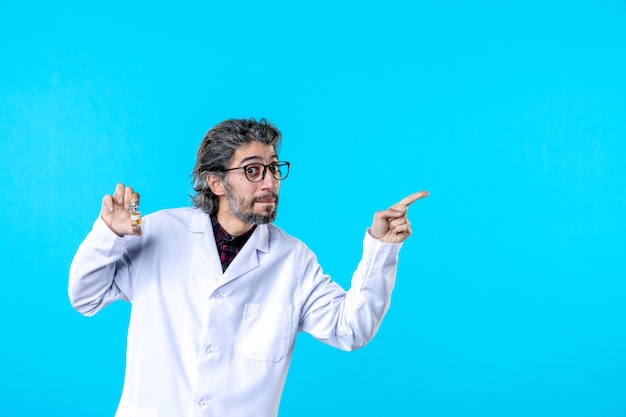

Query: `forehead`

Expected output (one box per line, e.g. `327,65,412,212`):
232,141,277,164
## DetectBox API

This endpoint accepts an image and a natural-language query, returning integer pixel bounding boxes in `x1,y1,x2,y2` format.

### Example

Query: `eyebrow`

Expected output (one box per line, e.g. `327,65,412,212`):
238,154,279,165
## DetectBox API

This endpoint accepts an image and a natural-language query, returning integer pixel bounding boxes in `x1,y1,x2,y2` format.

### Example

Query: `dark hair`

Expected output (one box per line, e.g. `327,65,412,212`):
190,118,282,214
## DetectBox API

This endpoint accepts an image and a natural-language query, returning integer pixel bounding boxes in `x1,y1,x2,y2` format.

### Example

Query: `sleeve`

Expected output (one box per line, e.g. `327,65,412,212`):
298,229,402,351
68,216,138,317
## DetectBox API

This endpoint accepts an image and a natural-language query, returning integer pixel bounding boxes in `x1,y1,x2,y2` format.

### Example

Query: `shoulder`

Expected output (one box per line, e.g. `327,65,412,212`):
146,206,198,220
142,207,209,232
266,223,300,243
265,223,314,257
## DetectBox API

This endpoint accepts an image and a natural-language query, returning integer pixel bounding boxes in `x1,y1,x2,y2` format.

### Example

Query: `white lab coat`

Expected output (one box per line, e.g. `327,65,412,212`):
69,207,401,417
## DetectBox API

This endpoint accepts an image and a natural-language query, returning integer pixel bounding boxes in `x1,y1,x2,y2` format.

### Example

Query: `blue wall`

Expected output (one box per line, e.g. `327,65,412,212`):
1,1,625,416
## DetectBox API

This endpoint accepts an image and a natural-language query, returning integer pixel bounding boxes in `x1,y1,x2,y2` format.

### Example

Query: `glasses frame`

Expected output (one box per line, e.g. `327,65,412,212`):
222,161,290,182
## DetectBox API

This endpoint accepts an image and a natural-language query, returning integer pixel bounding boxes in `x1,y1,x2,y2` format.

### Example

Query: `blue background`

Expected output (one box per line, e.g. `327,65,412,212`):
1,1,625,416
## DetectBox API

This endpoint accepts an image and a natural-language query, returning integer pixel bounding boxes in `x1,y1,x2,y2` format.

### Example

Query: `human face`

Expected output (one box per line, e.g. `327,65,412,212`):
222,141,281,225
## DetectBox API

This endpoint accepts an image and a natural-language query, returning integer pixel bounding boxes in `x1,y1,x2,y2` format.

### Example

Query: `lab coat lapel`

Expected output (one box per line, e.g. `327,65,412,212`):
188,209,222,289
222,224,270,284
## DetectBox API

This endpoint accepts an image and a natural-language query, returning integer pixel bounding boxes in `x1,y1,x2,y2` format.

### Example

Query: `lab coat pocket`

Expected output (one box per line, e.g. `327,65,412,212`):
115,402,159,417
241,303,293,362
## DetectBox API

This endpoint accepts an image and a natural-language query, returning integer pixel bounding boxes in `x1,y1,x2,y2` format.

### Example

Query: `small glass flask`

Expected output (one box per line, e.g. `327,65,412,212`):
129,200,142,227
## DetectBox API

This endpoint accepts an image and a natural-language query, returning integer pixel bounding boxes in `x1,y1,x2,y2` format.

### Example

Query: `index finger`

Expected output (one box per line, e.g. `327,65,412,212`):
396,190,429,207
113,183,126,205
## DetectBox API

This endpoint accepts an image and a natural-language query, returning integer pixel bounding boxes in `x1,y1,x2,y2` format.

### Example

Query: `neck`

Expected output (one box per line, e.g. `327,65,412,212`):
215,209,255,236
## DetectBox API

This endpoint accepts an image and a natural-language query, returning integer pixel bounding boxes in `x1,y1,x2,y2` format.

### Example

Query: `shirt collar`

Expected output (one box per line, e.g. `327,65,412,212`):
211,215,257,246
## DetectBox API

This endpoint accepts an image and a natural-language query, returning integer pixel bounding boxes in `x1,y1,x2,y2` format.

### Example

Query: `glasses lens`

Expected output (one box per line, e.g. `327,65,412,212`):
272,162,289,180
245,163,264,182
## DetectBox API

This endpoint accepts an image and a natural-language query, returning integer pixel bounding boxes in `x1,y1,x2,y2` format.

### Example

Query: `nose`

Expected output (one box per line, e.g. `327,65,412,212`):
260,168,279,190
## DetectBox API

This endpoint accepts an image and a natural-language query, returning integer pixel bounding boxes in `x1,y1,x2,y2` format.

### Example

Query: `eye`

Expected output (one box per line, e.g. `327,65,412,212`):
268,163,278,173
245,164,262,179
245,165,260,174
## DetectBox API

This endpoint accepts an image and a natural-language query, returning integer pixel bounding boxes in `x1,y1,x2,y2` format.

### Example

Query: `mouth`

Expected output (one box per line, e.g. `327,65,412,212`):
254,194,278,204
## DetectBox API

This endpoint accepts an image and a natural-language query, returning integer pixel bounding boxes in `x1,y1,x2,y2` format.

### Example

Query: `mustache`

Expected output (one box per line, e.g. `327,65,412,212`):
253,193,279,203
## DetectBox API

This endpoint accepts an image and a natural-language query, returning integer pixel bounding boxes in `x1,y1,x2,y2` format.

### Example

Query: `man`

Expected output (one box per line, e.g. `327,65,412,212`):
69,118,428,417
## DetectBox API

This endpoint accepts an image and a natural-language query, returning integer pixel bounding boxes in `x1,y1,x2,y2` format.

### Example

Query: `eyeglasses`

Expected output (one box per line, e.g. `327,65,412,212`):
222,161,290,182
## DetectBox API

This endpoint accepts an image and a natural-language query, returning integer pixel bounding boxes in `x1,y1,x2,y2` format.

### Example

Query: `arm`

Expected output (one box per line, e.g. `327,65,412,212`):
298,232,402,350
299,191,429,350
68,217,136,316
68,183,141,316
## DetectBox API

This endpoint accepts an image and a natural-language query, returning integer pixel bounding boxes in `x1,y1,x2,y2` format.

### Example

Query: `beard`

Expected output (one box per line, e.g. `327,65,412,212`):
224,181,279,225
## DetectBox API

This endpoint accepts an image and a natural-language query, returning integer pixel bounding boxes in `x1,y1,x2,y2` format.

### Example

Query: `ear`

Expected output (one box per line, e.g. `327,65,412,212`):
207,174,226,196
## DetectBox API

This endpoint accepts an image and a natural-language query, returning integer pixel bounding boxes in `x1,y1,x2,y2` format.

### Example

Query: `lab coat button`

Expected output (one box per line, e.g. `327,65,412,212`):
199,400,208,408
205,344,217,354
214,292,224,301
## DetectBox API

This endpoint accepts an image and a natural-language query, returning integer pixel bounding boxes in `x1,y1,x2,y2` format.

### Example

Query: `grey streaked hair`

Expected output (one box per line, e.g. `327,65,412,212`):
190,118,282,214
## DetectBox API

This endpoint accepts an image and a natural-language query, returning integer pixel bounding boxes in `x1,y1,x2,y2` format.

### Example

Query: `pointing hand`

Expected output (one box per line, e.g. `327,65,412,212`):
370,191,429,243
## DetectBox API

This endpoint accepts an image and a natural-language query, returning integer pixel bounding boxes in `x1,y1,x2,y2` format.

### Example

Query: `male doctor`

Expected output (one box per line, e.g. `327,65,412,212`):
69,118,428,417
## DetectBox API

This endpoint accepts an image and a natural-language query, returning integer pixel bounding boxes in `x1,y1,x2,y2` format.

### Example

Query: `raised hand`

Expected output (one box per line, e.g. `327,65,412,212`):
370,191,429,243
101,183,142,236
